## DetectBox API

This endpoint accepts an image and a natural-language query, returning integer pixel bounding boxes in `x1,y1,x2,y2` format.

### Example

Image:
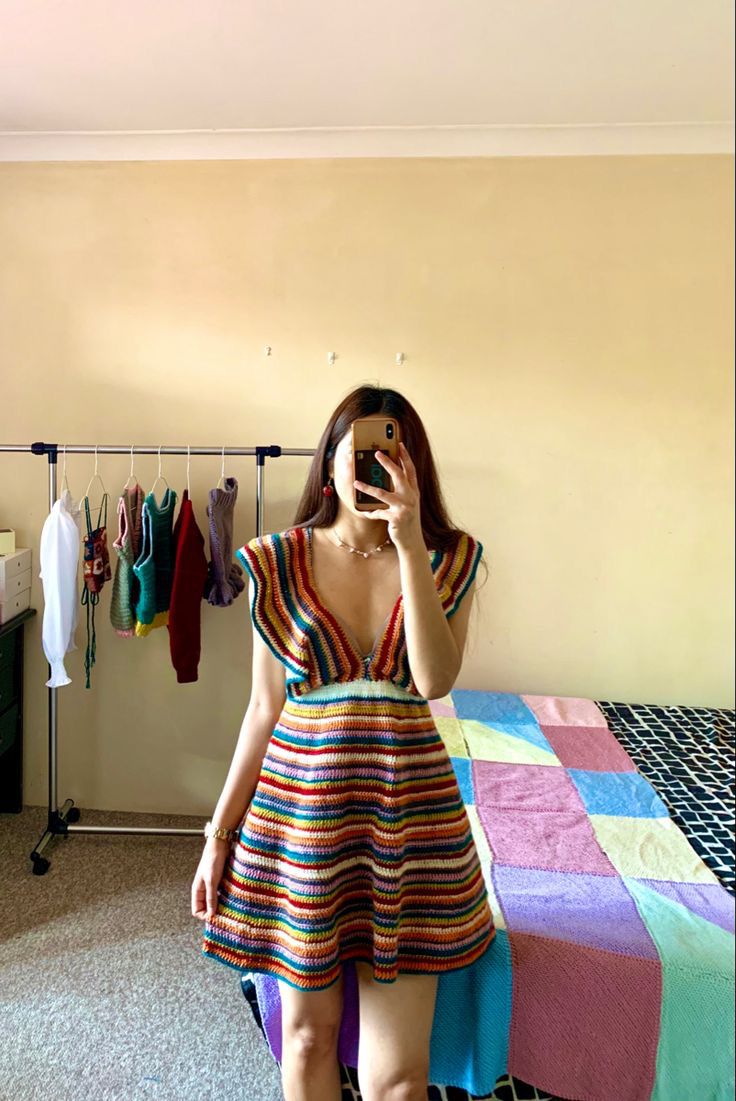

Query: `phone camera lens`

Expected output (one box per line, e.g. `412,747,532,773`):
386,423,393,438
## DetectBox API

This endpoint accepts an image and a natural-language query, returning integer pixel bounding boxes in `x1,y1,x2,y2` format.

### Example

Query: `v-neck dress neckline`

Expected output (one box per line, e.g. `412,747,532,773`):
233,525,483,699
304,524,402,665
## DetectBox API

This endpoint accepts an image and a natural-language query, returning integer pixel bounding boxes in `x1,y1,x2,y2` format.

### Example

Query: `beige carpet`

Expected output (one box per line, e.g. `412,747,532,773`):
0,804,284,1101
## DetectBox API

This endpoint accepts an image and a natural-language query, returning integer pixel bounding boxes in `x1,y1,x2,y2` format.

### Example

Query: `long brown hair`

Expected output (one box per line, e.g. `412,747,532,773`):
292,384,488,589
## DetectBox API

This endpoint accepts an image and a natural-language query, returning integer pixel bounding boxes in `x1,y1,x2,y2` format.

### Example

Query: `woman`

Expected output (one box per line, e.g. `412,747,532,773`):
192,384,494,1101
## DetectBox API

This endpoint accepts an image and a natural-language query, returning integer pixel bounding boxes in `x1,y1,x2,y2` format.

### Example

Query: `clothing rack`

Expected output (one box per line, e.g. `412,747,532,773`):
0,441,314,875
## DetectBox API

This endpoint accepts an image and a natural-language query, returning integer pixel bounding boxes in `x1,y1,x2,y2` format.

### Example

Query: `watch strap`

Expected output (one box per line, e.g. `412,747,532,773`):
204,820,237,842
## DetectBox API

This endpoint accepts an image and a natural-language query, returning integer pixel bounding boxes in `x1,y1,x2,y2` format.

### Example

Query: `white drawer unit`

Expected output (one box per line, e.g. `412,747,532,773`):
0,588,31,626
0,550,33,625
0,566,31,602
0,548,32,584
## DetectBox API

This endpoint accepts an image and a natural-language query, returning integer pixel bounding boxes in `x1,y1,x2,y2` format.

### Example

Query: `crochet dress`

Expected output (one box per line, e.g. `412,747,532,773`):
201,524,495,991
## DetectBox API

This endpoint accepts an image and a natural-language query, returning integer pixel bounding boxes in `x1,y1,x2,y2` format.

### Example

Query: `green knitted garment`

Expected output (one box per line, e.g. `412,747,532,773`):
132,488,177,636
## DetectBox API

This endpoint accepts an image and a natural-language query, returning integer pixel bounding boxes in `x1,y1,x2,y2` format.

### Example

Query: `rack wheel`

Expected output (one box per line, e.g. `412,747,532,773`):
67,807,81,823
31,854,50,875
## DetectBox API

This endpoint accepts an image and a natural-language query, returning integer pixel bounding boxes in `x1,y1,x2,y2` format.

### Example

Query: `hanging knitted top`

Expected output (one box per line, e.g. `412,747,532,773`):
167,488,209,683
132,487,178,637
110,482,144,638
80,492,112,689
203,476,245,607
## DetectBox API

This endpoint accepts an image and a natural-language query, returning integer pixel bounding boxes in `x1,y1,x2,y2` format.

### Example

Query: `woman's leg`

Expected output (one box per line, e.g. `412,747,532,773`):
278,969,345,1101
354,962,439,1101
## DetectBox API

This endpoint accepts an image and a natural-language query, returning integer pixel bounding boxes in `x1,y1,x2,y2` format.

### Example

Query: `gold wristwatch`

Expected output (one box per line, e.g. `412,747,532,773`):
204,820,237,843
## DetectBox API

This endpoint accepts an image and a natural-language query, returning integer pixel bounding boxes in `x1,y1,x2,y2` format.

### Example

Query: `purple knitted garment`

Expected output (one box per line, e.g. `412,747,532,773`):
203,476,245,607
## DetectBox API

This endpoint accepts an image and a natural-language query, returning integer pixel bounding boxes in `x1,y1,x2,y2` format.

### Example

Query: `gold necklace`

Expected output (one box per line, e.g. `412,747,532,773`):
332,527,392,558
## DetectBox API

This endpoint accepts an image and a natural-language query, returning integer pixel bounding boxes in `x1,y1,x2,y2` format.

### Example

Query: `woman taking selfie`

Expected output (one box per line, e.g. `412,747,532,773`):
192,384,494,1101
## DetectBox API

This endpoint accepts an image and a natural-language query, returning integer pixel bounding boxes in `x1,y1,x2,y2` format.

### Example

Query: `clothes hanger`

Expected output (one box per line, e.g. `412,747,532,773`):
83,445,107,506
149,444,170,506
216,445,232,490
122,445,140,493
59,443,72,497
186,445,192,498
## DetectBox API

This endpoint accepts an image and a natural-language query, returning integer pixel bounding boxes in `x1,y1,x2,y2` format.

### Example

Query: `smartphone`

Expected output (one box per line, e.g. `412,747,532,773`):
352,418,401,511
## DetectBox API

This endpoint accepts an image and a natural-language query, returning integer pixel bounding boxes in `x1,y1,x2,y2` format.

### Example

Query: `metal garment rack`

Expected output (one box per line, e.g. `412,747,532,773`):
0,441,314,875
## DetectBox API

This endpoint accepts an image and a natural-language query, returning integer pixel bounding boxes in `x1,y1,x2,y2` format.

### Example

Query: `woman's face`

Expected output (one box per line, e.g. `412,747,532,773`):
329,414,391,514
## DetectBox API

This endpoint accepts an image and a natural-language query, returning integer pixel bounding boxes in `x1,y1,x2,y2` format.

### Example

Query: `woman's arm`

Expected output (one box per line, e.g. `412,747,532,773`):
208,700,278,832
354,442,479,701
398,539,475,700
208,579,286,832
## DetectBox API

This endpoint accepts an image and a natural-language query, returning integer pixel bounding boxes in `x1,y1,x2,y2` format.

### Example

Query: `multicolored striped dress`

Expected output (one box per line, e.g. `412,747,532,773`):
201,523,495,990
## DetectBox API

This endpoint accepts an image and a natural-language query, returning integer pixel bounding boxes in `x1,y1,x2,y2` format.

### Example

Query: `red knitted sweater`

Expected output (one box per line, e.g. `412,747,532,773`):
167,490,208,683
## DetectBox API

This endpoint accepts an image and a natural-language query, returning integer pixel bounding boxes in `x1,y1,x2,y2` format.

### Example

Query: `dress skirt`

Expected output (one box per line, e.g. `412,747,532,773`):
201,677,496,990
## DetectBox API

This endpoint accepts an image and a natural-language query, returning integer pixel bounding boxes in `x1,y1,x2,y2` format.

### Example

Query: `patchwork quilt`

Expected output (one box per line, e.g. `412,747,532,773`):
245,690,736,1101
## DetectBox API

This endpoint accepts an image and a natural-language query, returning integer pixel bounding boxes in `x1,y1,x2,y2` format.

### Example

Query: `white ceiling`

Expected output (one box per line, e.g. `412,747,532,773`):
1,0,733,161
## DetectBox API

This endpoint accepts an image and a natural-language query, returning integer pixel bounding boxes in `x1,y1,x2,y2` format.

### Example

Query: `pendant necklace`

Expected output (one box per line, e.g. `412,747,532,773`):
332,528,392,558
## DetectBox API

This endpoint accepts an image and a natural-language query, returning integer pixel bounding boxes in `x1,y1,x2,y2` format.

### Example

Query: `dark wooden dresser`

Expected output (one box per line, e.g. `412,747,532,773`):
0,607,37,812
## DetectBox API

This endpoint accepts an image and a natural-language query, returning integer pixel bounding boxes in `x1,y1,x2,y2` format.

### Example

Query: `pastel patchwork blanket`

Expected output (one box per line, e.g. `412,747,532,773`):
250,690,735,1101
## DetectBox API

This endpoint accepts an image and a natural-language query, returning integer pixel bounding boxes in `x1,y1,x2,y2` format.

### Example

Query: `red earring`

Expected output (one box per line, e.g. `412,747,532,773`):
323,477,334,497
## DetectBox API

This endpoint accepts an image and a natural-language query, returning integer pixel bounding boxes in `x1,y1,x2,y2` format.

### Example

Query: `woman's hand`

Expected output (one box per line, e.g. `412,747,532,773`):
191,838,231,922
353,440,424,552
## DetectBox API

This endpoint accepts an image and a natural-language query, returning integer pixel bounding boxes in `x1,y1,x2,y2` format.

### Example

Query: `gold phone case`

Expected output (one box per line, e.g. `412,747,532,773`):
352,418,401,511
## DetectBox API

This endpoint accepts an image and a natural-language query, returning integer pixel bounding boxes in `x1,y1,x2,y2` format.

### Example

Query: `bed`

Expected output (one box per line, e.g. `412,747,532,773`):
236,690,735,1101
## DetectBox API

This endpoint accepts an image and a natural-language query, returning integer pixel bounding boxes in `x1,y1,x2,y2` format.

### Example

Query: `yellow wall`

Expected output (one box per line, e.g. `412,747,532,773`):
0,155,733,815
